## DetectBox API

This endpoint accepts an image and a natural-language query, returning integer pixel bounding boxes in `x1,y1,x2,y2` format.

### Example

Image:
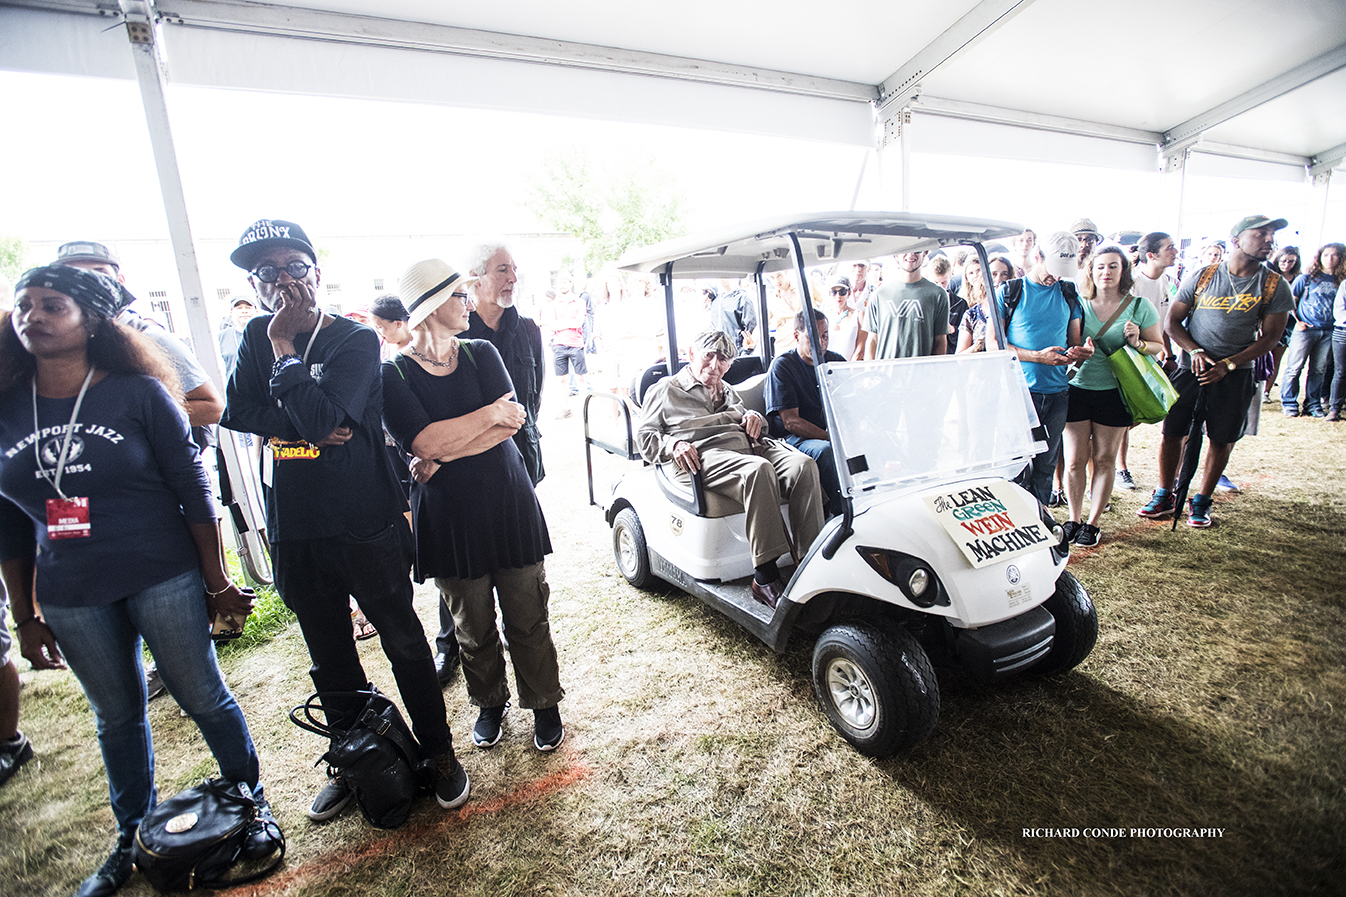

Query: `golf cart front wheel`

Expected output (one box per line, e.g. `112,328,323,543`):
612,508,653,589
1028,571,1098,676
811,622,940,757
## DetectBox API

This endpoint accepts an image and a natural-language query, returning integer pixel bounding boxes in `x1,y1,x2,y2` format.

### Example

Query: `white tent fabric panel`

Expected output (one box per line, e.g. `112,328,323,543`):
1201,68,1346,158
0,8,135,80
161,25,877,147
1187,151,1309,183
909,113,1158,172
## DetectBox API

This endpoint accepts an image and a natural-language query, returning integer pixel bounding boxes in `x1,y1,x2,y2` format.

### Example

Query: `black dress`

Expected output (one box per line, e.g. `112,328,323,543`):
381,340,551,582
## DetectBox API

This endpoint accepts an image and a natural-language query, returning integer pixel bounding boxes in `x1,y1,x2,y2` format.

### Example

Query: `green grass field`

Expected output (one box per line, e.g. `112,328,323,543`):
3,404,1343,897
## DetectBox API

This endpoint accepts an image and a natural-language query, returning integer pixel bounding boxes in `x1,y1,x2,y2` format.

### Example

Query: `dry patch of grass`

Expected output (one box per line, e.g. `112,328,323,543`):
2,410,1344,897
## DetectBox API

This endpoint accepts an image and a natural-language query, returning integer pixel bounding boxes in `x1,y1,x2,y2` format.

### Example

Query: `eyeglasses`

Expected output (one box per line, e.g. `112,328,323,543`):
251,260,316,283
831,288,850,295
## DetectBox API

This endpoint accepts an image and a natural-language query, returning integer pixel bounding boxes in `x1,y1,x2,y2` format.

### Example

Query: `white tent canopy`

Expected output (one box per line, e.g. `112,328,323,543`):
4,0,1346,381
5,0,1346,168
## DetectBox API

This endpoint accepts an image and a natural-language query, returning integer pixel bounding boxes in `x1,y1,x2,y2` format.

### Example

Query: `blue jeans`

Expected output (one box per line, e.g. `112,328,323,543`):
1017,390,1070,505
42,569,261,835
784,435,842,516
1331,328,1346,411
1281,328,1332,414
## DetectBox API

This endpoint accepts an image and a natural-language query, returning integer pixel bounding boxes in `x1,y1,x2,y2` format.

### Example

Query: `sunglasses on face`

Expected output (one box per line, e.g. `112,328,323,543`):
251,260,316,283
831,288,850,295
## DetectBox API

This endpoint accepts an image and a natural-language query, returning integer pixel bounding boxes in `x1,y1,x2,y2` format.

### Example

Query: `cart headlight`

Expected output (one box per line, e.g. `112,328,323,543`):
856,547,948,608
908,568,930,598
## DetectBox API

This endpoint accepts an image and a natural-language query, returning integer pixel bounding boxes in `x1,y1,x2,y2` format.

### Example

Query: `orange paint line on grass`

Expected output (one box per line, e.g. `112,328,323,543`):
232,756,591,896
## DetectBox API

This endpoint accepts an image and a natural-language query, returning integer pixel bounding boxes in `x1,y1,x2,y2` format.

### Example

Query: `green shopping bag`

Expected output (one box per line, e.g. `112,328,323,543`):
1108,345,1178,425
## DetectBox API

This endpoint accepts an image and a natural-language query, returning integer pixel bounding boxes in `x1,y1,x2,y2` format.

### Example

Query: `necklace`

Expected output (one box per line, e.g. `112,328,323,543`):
410,341,458,369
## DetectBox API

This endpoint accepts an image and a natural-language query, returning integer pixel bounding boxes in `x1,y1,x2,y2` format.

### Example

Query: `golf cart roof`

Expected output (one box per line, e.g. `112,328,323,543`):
617,212,1024,279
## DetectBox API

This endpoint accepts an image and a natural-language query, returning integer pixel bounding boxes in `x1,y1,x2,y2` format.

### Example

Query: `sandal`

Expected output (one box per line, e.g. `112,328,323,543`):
352,611,378,641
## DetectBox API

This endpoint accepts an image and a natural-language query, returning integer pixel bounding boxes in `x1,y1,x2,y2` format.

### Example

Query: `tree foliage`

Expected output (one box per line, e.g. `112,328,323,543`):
528,148,687,273
0,236,30,287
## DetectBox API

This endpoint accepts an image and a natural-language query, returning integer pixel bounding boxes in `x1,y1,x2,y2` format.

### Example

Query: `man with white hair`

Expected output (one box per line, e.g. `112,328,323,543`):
637,331,824,609
463,243,545,484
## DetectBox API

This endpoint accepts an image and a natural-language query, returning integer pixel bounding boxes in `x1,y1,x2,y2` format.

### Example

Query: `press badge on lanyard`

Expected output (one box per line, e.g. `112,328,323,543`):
33,368,96,540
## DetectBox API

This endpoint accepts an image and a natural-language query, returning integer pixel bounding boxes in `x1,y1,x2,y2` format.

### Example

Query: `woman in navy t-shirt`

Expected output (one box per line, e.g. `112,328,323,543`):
0,266,277,897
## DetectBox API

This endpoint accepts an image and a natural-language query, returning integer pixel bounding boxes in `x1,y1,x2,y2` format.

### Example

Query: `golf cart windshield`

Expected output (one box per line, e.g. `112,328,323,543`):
615,211,1037,506
820,352,1041,497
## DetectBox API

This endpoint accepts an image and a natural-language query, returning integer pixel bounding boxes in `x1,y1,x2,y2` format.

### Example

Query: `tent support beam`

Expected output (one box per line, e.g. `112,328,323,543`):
153,0,878,103
1161,42,1346,153
912,95,1161,145
118,0,220,387
877,0,1036,113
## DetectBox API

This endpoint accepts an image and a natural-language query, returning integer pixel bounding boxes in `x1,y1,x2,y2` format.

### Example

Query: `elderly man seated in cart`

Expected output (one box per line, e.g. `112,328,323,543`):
636,331,825,609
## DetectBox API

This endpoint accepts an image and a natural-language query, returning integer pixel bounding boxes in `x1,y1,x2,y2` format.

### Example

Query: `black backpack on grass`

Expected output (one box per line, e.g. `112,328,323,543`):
289,687,425,829
132,778,284,891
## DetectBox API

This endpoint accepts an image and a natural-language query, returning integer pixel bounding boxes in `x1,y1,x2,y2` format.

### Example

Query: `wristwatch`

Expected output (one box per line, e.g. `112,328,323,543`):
1224,359,1236,372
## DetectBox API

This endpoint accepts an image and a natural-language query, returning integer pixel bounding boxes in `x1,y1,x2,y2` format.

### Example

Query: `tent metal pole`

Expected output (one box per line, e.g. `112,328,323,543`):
118,1,219,384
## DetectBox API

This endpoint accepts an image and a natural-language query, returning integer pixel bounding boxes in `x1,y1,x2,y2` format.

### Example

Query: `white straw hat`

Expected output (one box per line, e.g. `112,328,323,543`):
400,259,477,330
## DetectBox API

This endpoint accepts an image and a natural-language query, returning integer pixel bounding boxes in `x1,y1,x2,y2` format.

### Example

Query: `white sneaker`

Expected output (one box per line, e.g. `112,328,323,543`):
1114,469,1136,491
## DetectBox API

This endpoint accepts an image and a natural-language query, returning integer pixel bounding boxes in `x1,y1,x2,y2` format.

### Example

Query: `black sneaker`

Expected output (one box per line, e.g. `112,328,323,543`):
306,774,353,822
242,796,283,861
1047,489,1064,508
1073,523,1101,547
0,732,33,787
74,832,134,897
431,750,471,809
533,706,565,752
473,703,510,748
1061,521,1082,544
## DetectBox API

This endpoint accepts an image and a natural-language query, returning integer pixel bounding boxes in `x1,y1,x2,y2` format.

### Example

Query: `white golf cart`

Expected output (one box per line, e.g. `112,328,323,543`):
583,213,1097,757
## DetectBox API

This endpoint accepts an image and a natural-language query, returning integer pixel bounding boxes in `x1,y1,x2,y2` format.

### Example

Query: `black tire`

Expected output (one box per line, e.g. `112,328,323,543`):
811,621,940,757
1029,571,1098,676
612,508,653,589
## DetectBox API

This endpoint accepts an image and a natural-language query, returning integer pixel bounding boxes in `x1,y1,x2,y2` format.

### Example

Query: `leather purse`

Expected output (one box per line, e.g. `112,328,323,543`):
132,778,284,891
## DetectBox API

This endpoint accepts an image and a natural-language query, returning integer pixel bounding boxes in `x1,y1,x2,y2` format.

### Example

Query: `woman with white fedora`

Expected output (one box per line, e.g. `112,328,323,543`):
382,259,565,753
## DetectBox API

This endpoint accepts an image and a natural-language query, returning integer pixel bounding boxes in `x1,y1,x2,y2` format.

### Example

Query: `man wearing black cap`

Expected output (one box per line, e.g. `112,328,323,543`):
1137,215,1294,528
220,219,470,819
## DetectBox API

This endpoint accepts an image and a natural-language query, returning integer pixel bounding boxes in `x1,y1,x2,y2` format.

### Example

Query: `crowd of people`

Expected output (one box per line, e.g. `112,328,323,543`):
1,209,1342,895
0,224,566,897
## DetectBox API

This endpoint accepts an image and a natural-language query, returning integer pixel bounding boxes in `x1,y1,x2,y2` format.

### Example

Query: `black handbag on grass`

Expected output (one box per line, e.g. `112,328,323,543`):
289,687,426,829
132,778,284,891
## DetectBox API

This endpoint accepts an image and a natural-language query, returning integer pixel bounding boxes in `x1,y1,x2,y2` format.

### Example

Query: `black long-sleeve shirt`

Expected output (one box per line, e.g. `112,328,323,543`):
221,314,405,542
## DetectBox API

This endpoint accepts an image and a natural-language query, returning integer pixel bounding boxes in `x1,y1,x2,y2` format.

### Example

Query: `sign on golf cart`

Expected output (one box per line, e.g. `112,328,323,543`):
923,483,1049,568
586,213,1098,759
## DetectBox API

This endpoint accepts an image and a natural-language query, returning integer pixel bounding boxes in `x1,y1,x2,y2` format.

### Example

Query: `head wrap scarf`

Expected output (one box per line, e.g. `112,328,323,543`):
14,265,130,319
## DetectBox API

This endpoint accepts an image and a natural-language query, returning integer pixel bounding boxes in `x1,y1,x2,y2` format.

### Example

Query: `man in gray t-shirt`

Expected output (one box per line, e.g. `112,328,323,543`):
1137,215,1293,529
863,250,949,359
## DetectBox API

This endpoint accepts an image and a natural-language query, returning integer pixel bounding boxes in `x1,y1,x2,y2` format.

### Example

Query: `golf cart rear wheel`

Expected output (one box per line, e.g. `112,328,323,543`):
612,508,653,589
1029,571,1098,676
811,621,940,757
